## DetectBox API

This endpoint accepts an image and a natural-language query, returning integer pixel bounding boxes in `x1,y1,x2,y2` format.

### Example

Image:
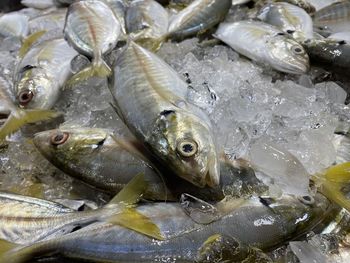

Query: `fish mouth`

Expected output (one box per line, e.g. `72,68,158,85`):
278,59,310,74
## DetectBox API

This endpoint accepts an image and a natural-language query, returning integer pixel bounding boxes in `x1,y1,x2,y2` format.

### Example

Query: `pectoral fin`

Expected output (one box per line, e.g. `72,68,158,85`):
0,109,61,141
107,208,164,240
19,30,47,58
108,173,146,206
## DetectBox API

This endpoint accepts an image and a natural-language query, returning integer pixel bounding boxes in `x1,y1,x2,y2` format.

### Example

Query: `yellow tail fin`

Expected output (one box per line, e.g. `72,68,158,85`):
316,162,350,212
19,30,47,58
0,239,28,263
107,208,164,240
65,58,111,88
0,109,61,141
108,173,146,206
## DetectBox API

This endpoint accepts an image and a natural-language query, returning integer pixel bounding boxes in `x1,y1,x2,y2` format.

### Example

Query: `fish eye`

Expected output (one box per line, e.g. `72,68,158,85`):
18,89,34,106
292,45,304,55
298,195,315,205
176,139,198,158
51,132,69,145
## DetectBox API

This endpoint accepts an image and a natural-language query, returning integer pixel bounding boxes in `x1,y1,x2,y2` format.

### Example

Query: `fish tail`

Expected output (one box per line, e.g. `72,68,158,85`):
0,109,61,141
103,173,164,240
315,162,350,212
136,35,167,52
0,240,30,263
65,56,111,87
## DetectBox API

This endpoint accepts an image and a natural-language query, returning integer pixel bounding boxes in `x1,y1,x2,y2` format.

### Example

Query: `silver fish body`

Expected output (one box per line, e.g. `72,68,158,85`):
257,2,314,41
33,127,266,201
33,127,167,200
108,41,220,188
0,13,29,39
64,0,121,59
328,31,350,42
168,0,232,40
6,193,333,262
215,21,310,74
126,0,168,48
313,1,350,33
14,38,78,110
102,0,127,33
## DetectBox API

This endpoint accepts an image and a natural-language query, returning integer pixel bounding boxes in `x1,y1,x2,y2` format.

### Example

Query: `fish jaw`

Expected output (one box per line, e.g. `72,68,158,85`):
267,36,310,74
149,109,220,188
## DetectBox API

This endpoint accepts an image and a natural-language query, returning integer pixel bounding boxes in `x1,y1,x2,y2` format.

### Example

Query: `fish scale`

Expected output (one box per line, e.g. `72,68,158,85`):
109,41,220,188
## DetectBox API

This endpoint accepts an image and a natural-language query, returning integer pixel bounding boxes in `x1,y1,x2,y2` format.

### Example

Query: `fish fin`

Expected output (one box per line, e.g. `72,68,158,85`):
320,182,350,212
108,173,146,206
110,135,150,163
316,162,350,212
0,240,43,263
107,208,164,240
66,58,111,87
135,36,166,52
0,109,61,141
19,30,46,58
323,162,350,183
0,239,17,256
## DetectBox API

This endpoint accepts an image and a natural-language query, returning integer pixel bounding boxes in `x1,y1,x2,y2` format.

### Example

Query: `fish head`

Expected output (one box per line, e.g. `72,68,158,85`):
33,127,110,163
150,109,220,188
15,67,55,110
267,35,310,74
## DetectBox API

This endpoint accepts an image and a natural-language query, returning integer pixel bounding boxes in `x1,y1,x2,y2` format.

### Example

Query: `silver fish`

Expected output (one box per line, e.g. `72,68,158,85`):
0,77,60,141
0,174,162,245
108,41,220,188
126,0,168,50
64,0,121,83
33,127,267,201
102,0,127,33
0,13,29,39
0,193,333,262
33,127,168,200
313,1,350,33
215,21,310,74
328,31,350,42
14,38,78,110
168,0,232,40
21,0,55,9
257,2,314,41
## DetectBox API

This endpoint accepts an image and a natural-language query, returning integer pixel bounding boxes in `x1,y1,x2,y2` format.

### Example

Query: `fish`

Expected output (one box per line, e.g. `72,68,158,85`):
0,192,334,262
282,0,316,13
21,0,56,9
102,0,128,34
28,8,67,34
214,21,310,74
0,173,162,246
126,0,168,50
33,127,169,200
0,81,60,141
13,38,79,110
33,127,267,200
306,0,340,11
257,2,314,41
0,13,29,39
63,0,122,85
313,1,350,34
167,0,232,40
328,31,350,42
108,41,220,188
302,38,350,69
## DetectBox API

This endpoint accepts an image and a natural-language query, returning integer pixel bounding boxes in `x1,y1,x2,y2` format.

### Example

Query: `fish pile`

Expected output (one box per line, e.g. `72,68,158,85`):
0,0,350,262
